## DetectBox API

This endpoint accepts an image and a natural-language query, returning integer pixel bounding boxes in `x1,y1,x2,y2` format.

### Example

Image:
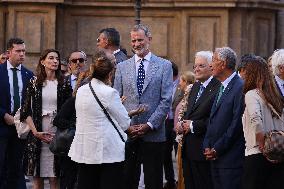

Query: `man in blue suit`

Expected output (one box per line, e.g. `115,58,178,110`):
0,38,33,189
203,47,245,189
114,24,173,189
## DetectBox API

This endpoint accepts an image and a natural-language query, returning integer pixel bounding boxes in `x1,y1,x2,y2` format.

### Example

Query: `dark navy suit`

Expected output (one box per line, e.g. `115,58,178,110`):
203,74,245,189
0,62,33,189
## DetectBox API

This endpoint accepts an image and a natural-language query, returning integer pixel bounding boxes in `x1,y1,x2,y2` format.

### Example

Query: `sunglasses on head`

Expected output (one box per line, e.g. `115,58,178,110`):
70,58,85,64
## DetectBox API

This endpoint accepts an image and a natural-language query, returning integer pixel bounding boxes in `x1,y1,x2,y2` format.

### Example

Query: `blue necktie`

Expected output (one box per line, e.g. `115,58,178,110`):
11,67,20,113
195,84,205,102
137,59,145,96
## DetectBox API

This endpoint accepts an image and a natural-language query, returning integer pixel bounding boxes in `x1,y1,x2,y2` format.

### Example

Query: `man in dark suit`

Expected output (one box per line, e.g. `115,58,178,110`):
180,51,219,189
203,47,245,189
97,28,128,64
0,38,33,189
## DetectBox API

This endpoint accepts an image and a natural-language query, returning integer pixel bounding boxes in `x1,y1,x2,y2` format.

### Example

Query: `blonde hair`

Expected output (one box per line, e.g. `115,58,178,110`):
180,71,195,85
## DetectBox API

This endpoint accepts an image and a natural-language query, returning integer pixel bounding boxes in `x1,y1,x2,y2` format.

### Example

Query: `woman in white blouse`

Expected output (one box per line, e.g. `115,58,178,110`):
68,50,130,189
239,54,284,189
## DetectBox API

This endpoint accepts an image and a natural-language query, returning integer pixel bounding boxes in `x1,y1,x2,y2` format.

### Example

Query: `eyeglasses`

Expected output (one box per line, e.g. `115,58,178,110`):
193,64,207,70
70,58,85,64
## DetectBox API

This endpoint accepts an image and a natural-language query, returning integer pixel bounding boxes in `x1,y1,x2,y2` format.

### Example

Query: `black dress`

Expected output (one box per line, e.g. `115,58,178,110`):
53,96,78,189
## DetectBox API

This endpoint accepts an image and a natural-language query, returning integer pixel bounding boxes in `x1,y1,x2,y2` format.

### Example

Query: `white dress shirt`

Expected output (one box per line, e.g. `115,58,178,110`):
134,52,151,77
7,60,23,112
275,75,284,96
69,78,130,164
70,74,77,90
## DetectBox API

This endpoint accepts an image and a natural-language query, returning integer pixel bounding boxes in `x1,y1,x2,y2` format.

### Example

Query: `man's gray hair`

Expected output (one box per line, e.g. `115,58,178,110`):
215,47,237,70
271,49,284,75
195,51,213,64
131,24,151,38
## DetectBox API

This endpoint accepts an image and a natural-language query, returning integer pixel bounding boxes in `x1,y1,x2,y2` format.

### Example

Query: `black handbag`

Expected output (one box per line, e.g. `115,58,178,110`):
89,82,125,142
49,126,76,156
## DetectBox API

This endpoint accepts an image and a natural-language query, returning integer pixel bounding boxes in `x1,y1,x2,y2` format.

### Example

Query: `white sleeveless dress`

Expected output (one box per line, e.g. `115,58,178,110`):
40,80,57,177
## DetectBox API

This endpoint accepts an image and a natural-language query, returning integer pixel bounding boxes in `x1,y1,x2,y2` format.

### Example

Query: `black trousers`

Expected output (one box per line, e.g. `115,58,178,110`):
242,153,284,189
77,161,125,189
0,130,26,189
59,156,78,189
182,158,213,189
125,140,165,189
163,119,176,184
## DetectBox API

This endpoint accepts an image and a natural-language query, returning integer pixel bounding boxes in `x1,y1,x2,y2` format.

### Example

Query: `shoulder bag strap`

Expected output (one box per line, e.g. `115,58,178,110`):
89,82,125,142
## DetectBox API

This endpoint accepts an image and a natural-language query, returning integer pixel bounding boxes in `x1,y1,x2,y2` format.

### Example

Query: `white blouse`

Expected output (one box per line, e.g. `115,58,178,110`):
68,78,130,164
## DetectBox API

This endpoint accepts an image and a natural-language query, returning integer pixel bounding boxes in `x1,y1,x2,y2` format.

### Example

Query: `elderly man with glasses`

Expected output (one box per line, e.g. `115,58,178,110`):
68,51,87,90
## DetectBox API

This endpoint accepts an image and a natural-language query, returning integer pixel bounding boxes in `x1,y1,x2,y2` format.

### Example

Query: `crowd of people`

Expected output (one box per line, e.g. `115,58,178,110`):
0,23,283,189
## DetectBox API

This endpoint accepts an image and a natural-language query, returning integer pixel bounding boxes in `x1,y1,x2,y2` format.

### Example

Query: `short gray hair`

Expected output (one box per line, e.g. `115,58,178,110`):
215,47,237,70
131,24,151,38
271,49,284,75
195,51,213,64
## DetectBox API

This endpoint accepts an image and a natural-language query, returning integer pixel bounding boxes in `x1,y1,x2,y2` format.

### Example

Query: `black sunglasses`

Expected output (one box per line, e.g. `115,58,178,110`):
70,58,85,64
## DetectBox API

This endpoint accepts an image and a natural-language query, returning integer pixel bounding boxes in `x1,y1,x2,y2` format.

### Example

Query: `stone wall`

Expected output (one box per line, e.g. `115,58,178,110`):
0,0,283,71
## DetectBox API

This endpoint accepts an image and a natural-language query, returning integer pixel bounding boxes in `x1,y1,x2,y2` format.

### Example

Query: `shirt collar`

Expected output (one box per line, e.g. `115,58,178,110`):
275,75,284,85
134,52,152,64
7,60,22,71
71,74,77,81
221,72,236,89
113,49,120,55
201,76,213,88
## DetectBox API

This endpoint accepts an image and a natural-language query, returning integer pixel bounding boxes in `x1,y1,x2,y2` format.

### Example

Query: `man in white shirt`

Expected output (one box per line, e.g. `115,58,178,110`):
0,38,33,189
180,51,220,189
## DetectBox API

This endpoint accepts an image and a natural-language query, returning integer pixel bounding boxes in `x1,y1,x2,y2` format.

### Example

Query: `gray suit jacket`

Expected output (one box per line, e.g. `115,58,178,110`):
114,53,173,142
114,50,128,64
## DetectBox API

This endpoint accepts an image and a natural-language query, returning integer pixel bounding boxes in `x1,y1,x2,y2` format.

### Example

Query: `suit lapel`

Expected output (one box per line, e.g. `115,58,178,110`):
211,75,238,115
141,55,159,94
193,78,218,110
186,82,200,115
126,57,139,97
21,67,30,92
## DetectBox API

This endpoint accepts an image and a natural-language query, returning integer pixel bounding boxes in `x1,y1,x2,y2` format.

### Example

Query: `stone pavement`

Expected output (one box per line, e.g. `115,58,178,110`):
26,152,178,189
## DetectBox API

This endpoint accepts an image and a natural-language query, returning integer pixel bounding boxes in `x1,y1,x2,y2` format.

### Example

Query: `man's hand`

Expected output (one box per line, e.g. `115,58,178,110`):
136,124,151,136
4,113,14,125
126,125,140,139
204,148,217,160
182,120,191,134
121,96,127,104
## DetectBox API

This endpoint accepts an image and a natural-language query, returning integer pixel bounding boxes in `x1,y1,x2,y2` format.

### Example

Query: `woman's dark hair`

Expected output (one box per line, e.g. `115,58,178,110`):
242,54,284,116
36,49,64,85
91,50,114,82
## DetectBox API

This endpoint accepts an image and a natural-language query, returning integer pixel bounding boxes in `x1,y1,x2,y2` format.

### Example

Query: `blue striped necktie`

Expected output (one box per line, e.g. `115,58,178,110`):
137,59,145,96
195,84,205,102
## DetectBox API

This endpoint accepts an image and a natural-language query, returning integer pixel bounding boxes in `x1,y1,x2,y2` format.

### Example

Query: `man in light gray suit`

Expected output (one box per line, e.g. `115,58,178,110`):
114,24,173,189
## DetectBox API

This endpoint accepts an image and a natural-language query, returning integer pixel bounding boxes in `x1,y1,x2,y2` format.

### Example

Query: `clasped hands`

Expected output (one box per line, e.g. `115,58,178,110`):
204,148,217,160
126,124,151,139
176,120,191,135
33,131,54,144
